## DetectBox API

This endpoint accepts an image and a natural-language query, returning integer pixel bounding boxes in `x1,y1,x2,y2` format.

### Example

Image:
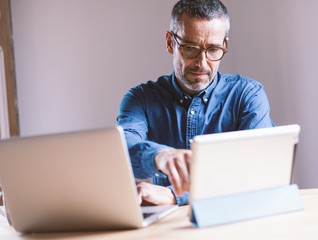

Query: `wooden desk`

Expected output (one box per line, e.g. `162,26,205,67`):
1,189,318,240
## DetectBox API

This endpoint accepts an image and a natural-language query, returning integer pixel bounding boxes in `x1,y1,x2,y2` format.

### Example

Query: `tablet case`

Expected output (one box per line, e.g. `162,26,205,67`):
191,184,304,228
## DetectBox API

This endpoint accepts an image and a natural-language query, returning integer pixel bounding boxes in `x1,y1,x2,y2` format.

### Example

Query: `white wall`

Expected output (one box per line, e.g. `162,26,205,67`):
11,0,318,188
11,0,177,135
221,0,318,188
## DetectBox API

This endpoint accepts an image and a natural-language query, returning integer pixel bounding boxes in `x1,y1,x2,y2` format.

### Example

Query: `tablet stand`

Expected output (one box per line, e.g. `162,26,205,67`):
191,184,304,228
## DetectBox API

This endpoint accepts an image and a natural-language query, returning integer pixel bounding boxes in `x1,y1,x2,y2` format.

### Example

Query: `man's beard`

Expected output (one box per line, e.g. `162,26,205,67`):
182,66,214,92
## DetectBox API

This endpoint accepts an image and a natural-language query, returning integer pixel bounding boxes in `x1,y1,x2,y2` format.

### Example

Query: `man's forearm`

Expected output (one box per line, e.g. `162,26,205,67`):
129,141,172,179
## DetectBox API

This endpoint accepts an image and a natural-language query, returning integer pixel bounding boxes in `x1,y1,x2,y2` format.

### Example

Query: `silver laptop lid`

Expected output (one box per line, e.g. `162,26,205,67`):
190,125,300,201
0,126,145,232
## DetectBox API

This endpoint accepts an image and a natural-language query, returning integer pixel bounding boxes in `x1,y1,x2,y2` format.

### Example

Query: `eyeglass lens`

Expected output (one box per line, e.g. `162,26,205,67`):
182,45,224,61
171,32,226,61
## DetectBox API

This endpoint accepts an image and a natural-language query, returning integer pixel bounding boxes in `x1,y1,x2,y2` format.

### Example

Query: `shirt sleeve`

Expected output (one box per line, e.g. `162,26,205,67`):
167,186,189,206
152,175,189,206
117,87,172,179
238,82,275,129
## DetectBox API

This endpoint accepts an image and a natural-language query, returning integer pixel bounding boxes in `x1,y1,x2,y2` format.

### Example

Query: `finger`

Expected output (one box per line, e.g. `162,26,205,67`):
175,159,190,193
137,192,142,205
183,150,192,173
136,184,144,205
166,161,183,196
181,150,192,187
174,151,192,193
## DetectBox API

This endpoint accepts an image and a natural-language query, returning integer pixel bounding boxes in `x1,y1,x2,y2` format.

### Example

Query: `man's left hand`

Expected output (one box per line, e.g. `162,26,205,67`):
136,182,177,206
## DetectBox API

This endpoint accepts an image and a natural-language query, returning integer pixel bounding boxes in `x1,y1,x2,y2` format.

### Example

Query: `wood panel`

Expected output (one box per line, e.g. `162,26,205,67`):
0,0,19,137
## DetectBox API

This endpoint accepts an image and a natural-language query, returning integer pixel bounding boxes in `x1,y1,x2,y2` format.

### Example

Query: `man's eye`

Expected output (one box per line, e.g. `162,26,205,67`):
183,45,199,52
207,48,220,54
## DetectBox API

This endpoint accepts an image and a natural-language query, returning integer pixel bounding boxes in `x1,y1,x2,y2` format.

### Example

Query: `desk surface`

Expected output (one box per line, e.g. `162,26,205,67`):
1,189,318,240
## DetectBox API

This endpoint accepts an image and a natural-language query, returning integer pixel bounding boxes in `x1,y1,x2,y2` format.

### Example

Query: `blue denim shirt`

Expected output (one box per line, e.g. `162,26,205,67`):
117,72,274,205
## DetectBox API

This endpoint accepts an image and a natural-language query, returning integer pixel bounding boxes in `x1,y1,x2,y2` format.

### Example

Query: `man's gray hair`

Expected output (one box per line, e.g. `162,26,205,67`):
170,0,230,38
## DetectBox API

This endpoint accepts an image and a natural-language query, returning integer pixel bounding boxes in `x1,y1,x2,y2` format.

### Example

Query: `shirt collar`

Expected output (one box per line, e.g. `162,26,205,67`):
171,71,219,105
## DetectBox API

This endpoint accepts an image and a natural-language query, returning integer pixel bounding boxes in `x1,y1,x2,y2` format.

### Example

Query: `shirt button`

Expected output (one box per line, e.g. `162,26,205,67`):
190,110,195,115
154,173,160,177
179,99,183,103
204,98,208,102
184,96,188,100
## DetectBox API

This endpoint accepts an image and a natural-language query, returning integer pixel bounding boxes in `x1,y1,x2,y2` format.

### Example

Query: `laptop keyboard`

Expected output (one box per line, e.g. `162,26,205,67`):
143,212,155,219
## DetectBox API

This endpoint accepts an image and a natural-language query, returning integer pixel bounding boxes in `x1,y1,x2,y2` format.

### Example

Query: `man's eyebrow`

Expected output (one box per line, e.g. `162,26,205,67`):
179,37,198,45
182,39,224,48
178,36,224,48
206,43,224,48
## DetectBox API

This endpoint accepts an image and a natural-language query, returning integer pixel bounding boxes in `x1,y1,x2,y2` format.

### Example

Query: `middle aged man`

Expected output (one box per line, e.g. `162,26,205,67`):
117,0,274,206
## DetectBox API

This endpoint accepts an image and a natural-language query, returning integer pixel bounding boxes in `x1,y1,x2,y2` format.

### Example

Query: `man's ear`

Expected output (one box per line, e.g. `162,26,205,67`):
166,31,174,54
224,37,229,49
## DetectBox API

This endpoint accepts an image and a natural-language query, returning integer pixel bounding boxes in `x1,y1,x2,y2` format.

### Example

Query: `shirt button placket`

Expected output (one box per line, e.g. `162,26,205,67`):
186,98,200,149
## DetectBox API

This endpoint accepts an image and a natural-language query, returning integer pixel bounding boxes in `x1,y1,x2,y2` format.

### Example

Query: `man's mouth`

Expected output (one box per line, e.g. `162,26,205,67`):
191,71,207,76
187,67,210,78
189,71,210,79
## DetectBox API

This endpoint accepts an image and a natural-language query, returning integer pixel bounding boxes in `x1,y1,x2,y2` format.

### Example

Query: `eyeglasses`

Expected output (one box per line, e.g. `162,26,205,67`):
170,31,228,61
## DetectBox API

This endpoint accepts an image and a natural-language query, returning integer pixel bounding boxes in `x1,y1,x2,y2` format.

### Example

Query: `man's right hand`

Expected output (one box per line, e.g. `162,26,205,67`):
154,149,192,196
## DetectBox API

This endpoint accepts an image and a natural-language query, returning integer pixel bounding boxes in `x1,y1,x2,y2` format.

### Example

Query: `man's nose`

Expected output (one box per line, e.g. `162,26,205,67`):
195,50,209,68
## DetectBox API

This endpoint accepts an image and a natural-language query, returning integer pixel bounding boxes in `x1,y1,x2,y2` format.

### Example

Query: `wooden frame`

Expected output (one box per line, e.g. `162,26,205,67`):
0,0,19,205
0,0,19,139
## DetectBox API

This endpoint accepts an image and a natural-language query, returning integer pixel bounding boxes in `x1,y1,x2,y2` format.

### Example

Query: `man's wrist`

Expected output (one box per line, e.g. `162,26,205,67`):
167,187,177,205
167,185,189,206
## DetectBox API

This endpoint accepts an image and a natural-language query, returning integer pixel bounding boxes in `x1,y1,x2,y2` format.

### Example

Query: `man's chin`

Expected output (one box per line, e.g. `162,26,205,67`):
184,84,209,95
186,81,211,92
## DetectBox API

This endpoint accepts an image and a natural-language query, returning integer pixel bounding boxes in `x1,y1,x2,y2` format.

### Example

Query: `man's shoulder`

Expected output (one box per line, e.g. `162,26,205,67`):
130,75,172,92
220,73,261,84
218,73,264,90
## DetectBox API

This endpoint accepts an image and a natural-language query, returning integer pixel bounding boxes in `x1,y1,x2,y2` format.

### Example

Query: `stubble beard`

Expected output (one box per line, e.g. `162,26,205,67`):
180,67,215,94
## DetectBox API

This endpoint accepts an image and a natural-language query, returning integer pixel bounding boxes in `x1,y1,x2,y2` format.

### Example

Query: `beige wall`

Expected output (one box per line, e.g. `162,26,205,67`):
11,0,318,188
11,0,177,135
221,0,318,188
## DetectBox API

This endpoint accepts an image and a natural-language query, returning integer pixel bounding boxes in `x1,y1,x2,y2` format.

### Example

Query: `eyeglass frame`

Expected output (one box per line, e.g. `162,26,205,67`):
169,31,228,61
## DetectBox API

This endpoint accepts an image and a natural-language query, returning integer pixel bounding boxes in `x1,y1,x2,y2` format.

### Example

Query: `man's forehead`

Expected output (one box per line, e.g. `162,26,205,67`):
177,16,227,42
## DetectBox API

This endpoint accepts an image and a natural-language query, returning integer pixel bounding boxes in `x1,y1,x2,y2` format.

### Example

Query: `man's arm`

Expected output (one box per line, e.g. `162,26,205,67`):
117,88,190,204
117,88,171,179
238,82,275,130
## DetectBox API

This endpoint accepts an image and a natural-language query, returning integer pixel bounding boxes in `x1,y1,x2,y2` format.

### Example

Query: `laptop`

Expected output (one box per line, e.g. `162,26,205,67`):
0,126,177,233
190,124,300,201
